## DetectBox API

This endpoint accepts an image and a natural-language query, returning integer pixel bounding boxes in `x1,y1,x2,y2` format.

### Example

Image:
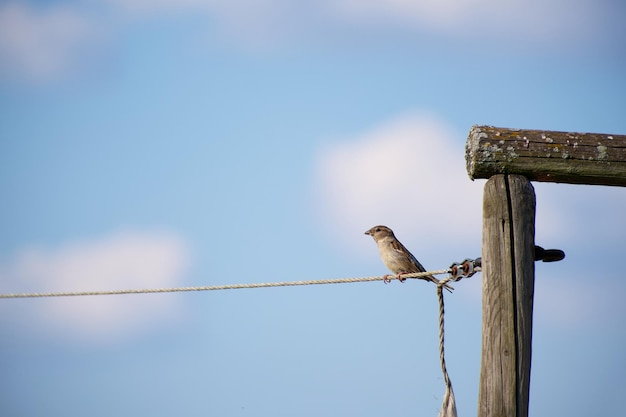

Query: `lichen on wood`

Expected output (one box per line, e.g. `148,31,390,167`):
466,126,626,186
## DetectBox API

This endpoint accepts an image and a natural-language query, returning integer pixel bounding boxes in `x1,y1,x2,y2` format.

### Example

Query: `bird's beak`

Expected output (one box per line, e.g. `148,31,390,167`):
364,230,371,235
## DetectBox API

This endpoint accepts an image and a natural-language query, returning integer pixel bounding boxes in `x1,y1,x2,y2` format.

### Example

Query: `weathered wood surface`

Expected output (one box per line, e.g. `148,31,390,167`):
479,175,535,417
466,126,626,186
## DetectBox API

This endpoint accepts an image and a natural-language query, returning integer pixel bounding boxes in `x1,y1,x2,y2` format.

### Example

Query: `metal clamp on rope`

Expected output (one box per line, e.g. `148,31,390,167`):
449,258,482,281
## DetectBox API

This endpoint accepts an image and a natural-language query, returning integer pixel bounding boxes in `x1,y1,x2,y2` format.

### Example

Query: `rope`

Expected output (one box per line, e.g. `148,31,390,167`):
0,269,451,299
436,274,459,417
3,257,480,417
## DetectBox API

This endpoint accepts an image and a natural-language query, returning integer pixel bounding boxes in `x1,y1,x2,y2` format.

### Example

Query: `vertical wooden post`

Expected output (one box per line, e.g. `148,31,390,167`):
478,174,536,417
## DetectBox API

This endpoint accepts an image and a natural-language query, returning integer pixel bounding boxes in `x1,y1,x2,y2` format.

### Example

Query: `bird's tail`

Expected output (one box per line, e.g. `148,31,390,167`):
426,275,454,293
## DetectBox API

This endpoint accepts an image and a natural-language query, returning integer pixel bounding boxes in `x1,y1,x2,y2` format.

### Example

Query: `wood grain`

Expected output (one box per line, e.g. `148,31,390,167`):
479,175,535,417
466,126,626,186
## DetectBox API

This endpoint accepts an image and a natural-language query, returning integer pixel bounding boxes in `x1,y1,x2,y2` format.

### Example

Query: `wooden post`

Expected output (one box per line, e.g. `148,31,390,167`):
466,125,625,417
479,175,535,417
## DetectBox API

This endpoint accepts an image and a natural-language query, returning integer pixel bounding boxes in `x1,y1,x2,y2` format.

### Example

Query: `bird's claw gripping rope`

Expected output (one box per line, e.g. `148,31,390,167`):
382,273,408,284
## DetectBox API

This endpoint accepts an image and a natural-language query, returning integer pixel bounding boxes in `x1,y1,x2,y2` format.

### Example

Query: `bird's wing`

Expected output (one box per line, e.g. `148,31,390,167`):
390,239,426,273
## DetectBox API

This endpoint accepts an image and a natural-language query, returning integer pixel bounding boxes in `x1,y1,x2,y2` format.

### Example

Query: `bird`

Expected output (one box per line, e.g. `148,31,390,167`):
365,225,452,291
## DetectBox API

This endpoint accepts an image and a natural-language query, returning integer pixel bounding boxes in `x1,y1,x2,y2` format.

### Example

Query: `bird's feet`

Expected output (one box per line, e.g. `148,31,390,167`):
382,274,407,284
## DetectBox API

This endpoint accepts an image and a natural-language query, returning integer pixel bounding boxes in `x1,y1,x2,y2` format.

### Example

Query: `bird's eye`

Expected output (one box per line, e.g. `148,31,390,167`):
375,227,381,232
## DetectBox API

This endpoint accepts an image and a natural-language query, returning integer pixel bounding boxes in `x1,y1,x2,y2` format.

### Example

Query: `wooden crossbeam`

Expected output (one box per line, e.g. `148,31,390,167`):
466,126,626,186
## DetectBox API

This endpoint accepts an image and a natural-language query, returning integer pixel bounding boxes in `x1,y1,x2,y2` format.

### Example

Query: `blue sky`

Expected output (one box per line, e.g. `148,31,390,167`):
1,0,625,416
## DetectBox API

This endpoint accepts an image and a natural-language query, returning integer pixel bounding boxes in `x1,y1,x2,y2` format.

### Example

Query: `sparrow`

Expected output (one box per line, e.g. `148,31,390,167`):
365,225,452,291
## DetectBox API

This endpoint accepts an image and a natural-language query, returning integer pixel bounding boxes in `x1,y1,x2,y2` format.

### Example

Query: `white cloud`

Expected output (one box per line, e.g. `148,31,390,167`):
313,112,484,254
0,0,615,82
0,3,105,82
0,231,189,344
329,0,601,42
106,0,310,47
331,0,491,29
312,111,625,329
126,0,610,45
311,111,626,253
105,0,605,44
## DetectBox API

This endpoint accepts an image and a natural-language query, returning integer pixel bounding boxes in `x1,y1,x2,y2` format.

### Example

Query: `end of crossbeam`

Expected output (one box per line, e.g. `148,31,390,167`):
466,125,626,187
